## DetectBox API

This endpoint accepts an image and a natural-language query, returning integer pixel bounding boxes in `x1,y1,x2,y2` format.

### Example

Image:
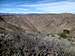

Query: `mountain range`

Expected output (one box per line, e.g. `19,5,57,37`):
0,13,75,36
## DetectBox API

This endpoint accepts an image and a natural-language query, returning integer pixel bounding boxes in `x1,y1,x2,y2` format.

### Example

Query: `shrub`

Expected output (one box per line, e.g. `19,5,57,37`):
0,32,75,56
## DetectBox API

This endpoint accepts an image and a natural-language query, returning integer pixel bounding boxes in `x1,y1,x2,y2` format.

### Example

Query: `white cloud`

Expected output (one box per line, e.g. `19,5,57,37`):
18,1,75,13
0,1,75,13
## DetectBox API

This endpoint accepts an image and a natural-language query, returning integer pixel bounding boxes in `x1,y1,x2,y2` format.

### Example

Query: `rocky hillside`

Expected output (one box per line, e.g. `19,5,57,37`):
0,13,75,36
0,13,75,56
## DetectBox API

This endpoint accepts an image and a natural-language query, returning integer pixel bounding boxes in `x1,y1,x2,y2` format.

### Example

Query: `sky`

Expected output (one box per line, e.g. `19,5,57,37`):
0,0,75,14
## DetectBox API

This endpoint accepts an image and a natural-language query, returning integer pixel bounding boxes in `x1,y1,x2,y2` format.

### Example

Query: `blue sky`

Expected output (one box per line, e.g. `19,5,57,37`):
0,0,75,14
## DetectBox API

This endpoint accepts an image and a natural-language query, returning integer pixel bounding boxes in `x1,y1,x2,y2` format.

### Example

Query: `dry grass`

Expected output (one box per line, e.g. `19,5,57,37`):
0,32,75,56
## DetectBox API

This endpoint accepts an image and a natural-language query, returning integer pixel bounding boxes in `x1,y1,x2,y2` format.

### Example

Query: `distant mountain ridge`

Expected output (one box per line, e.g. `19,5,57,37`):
0,13,73,16
0,13,53,15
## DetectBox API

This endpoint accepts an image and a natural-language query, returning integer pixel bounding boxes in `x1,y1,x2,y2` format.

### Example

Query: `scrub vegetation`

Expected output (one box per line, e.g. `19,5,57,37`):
0,31,75,56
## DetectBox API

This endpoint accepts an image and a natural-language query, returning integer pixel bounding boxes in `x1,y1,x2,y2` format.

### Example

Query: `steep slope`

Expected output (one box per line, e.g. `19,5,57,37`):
0,13,75,35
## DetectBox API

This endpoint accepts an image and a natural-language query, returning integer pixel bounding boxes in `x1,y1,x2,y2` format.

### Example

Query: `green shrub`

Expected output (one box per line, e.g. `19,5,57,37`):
58,29,70,39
